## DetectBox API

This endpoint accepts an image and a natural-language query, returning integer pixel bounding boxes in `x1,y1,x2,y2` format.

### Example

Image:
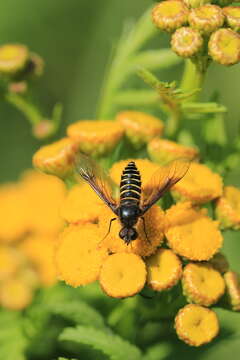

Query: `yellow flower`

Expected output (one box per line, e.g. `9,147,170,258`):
116,111,164,149
175,304,219,346
0,44,29,75
61,183,103,225
223,7,240,32
208,28,240,66
209,252,229,274
67,120,124,157
215,186,240,230
224,271,240,311
152,1,189,33
165,202,223,261
0,184,29,242
21,170,66,235
98,204,165,257
182,263,225,306
21,235,58,287
188,5,224,35
55,224,108,287
0,277,33,310
33,137,79,179
171,162,223,204
0,246,24,280
148,138,199,165
99,253,146,298
146,248,182,291
171,27,204,58
110,159,160,187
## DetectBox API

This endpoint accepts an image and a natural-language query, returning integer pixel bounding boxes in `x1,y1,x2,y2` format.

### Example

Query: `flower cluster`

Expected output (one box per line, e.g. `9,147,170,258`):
152,1,240,65
0,170,66,310
33,110,240,347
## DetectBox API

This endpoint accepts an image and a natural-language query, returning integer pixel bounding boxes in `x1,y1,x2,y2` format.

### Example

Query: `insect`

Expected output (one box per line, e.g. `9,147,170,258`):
75,153,190,245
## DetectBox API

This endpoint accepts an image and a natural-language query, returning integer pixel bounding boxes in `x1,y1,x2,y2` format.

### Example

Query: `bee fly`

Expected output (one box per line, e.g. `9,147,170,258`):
75,153,190,245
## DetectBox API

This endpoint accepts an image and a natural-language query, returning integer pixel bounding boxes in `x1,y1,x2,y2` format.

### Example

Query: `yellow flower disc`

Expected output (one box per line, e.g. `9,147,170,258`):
152,1,189,32
215,186,240,230
171,27,203,58
21,170,66,235
182,263,225,306
67,120,124,157
148,138,199,165
33,137,79,179
21,235,58,286
171,162,223,204
0,184,29,242
223,7,240,32
165,202,223,261
0,44,29,74
188,5,224,35
0,278,33,310
99,252,146,298
175,304,219,346
224,271,240,311
110,159,160,188
116,111,164,149
98,204,165,257
146,248,182,291
61,183,103,225
55,224,108,287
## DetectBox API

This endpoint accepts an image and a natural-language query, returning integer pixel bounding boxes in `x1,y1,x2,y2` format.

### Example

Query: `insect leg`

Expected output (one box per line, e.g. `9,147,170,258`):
140,217,151,244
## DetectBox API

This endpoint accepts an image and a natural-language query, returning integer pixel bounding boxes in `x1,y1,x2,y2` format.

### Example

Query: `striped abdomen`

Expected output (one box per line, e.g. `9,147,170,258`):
120,161,141,204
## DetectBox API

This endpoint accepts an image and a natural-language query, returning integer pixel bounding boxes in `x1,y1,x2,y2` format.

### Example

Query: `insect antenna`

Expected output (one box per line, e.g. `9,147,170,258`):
140,217,151,244
98,217,116,249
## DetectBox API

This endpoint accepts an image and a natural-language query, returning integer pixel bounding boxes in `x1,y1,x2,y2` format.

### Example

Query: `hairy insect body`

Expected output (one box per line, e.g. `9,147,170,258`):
118,161,142,244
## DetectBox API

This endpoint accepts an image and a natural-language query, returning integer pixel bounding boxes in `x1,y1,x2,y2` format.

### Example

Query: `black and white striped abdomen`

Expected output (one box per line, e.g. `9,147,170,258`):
120,161,141,204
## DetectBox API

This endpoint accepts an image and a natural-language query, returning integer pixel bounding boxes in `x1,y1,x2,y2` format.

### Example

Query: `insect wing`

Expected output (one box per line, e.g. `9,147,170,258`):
74,153,118,214
141,158,190,214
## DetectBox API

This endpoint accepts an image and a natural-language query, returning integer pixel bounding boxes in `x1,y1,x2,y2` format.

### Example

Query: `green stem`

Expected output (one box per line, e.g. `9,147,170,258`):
5,93,42,125
180,59,206,102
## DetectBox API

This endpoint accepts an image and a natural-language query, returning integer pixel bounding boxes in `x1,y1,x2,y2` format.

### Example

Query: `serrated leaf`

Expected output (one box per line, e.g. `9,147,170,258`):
130,50,181,71
51,300,105,329
59,326,142,360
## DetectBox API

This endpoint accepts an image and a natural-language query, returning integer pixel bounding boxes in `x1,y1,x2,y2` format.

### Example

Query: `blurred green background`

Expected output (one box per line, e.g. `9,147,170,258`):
0,0,240,183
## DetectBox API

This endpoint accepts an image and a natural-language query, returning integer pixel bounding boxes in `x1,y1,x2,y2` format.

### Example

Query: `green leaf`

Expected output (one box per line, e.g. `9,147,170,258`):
143,342,172,360
182,102,227,114
0,311,27,360
51,300,105,329
59,326,142,360
115,90,158,106
223,230,240,272
130,50,181,71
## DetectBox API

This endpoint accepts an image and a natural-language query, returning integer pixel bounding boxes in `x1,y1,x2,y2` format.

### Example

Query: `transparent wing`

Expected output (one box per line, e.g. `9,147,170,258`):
74,152,118,214
141,158,190,214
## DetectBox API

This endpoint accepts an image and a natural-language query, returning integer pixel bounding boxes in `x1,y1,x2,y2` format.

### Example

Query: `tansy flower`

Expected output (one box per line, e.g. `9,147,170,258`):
55,224,108,287
209,252,229,274
175,304,219,346
224,271,240,311
146,248,182,291
99,253,146,298
182,263,225,306
0,44,29,75
171,27,204,58
215,186,240,230
21,170,66,235
148,138,199,165
116,111,164,149
33,137,79,179
223,7,240,32
165,202,223,261
0,277,33,310
61,183,103,225
152,1,189,33
0,184,29,242
0,246,24,280
208,28,240,66
110,159,160,187
67,120,124,157
188,5,224,35
21,235,58,286
171,161,223,204
98,204,165,257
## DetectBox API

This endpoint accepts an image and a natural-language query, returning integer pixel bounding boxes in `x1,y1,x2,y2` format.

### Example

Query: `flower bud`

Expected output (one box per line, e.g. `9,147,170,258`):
208,28,240,65
32,120,55,139
215,186,240,229
171,27,204,58
183,0,212,9
152,1,189,32
0,44,29,75
188,5,224,35
223,7,240,32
